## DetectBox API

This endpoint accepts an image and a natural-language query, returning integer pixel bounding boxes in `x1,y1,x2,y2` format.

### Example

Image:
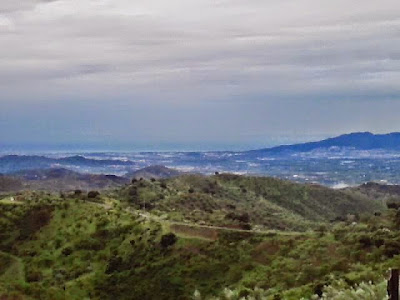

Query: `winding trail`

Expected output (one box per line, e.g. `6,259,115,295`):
134,210,302,236
93,201,305,238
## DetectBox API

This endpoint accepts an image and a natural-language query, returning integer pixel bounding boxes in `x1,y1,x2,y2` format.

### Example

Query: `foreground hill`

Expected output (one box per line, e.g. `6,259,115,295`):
249,132,400,154
0,185,398,300
116,173,384,231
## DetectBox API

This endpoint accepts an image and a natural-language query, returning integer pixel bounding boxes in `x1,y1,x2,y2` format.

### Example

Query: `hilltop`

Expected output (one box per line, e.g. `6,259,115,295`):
125,165,183,180
346,181,400,203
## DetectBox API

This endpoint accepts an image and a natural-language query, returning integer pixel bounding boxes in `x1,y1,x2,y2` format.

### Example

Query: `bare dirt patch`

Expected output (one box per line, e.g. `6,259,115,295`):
170,224,218,241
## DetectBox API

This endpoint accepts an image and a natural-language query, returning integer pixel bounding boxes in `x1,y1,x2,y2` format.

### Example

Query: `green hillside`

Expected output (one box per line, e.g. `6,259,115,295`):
116,174,384,231
0,175,396,300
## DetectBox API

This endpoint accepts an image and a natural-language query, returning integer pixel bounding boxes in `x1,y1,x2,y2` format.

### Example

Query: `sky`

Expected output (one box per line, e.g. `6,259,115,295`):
1,0,400,151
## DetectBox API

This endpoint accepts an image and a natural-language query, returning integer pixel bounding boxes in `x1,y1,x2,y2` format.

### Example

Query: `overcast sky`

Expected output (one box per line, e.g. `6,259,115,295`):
1,0,400,150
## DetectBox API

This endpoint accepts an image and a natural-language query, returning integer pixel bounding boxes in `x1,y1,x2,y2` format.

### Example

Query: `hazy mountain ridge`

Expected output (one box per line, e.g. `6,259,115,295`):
249,132,400,154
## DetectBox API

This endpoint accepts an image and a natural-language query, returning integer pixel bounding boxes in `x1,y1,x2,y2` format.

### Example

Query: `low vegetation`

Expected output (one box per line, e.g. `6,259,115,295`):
115,174,384,231
0,174,397,299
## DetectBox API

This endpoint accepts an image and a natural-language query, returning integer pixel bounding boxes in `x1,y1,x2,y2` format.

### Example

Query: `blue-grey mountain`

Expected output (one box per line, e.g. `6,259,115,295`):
249,132,400,154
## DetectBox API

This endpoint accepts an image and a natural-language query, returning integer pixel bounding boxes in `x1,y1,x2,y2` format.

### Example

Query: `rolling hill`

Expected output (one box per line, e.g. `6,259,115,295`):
116,173,385,231
0,168,129,193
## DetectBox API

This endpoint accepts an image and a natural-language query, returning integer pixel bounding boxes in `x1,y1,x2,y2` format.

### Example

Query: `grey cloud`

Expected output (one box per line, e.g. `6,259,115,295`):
0,0,58,13
1,0,400,145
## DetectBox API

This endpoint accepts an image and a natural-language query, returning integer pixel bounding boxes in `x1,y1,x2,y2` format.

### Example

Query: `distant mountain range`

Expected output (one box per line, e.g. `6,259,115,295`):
249,132,400,154
1,132,400,183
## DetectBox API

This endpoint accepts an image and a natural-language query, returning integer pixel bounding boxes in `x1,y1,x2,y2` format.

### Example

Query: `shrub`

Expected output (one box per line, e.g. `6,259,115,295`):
359,235,373,248
61,246,73,256
105,256,124,274
320,280,388,300
387,202,400,210
26,270,43,282
225,212,250,223
88,191,100,199
160,233,177,248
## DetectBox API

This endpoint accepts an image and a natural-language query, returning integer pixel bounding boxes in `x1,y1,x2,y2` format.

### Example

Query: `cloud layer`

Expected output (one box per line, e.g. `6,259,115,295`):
1,0,400,148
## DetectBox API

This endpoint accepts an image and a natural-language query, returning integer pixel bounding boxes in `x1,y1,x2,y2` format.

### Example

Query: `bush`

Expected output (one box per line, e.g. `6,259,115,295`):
359,235,373,248
320,280,388,300
88,191,100,199
105,256,124,274
225,212,250,223
387,202,400,210
160,233,177,248
61,247,73,256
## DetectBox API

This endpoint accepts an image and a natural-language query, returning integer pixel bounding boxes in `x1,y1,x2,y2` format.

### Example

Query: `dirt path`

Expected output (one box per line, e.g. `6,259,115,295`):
90,201,305,240
128,208,304,237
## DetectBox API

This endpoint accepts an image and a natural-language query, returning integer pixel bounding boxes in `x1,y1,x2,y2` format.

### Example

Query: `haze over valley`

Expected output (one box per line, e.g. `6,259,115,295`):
2,132,400,188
